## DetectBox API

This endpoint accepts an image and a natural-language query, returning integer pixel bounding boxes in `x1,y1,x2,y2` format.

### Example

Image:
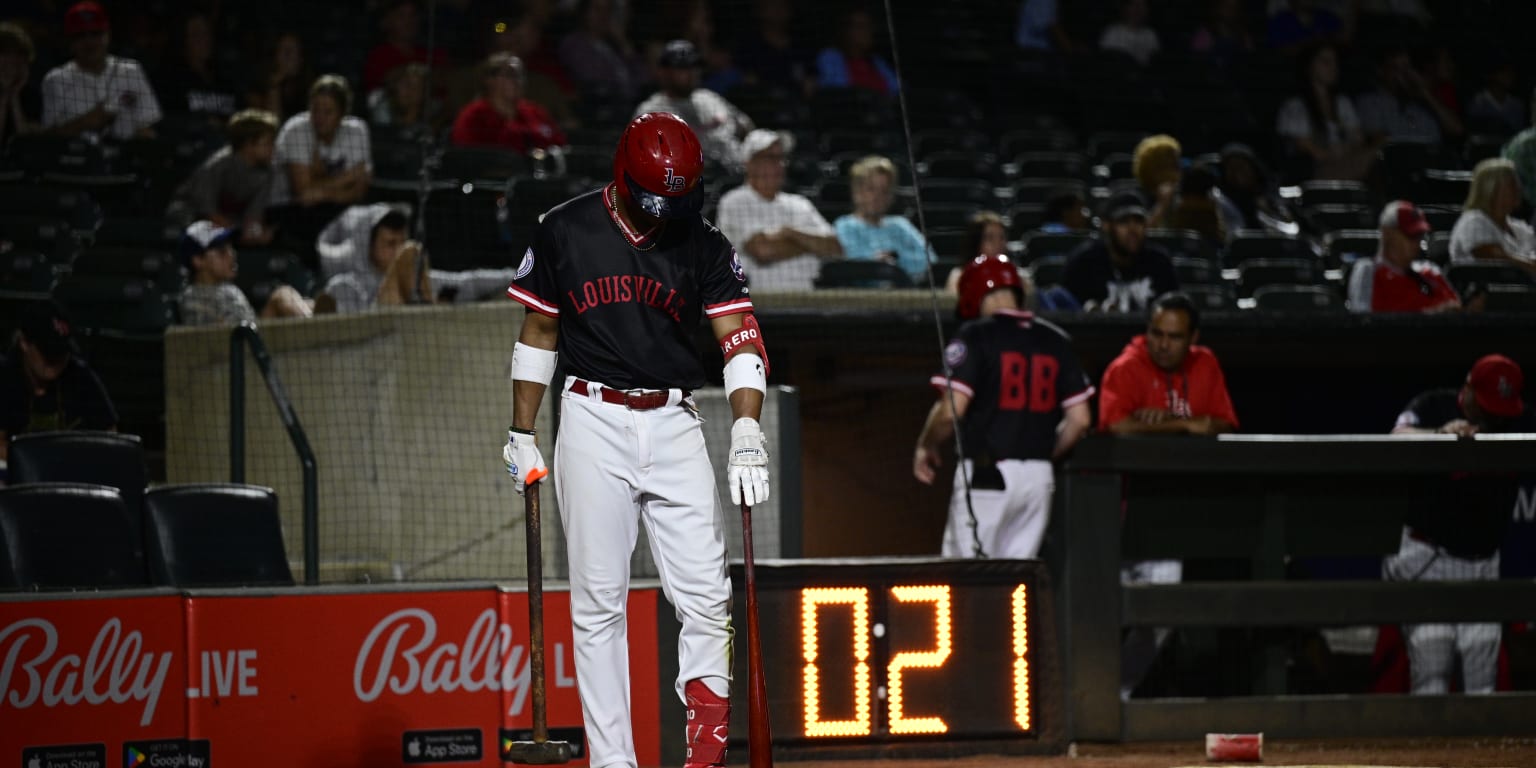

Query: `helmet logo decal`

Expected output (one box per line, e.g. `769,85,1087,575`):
664,167,687,193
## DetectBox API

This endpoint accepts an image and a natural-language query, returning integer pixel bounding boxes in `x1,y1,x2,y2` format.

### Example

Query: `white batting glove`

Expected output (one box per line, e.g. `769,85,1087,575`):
503,428,548,495
727,417,770,507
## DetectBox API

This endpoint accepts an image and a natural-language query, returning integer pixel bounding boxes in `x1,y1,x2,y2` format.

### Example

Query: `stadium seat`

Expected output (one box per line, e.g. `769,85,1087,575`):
70,246,184,294
54,276,176,333
1252,284,1345,312
423,184,510,269
1482,283,1536,312
920,151,1003,185
1181,283,1236,311
506,176,586,222
40,174,148,216
1006,204,1047,239
1298,179,1372,208
0,483,144,590
562,145,615,184
1096,152,1135,183
913,178,994,206
1028,254,1069,286
1413,169,1474,206
1464,134,1510,166
909,203,981,231
1,134,111,175
1425,231,1452,266
1225,229,1318,267
912,130,992,159
0,182,102,232
1303,203,1374,234
0,215,81,266
1022,231,1093,264
1447,263,1536,296
925,228,971,261
1146,228,1209,262
1172,256,1219,285
999,129,1079,158
1324,229,1382,267
0,249,58,294
1419,204,1461,234
1085,131,1150,161
438,146,529,183
813,260,913,289
94,216,183,249
1237,258,1322,297
144,484,294,587
235,247,318,299
1011,178,1085,204
1014,151,1090,181
8,430,148,558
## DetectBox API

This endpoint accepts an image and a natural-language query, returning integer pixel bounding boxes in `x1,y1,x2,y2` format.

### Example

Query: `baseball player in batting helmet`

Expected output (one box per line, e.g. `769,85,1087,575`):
915,254,1093,559
504,111,769,768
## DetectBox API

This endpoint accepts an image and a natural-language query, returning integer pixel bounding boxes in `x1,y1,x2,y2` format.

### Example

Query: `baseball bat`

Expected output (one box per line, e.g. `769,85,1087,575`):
740,500,773,768
508,480,572,765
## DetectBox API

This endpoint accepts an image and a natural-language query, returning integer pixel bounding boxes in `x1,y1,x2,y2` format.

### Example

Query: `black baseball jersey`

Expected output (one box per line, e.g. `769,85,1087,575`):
1397,388,1535,559
930,309,1094,461
507,184,754,390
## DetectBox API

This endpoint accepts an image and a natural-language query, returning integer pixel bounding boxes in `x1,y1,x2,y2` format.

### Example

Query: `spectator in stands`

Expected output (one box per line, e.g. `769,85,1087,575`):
168,109,279,245
269,75,372,253
245,31,310,121
816,7,898,95
1189,0,1253,67
1133,134,1182,228
1449,158,1536,274
1015,0,1071,52
833,155,933,282
559,0,646,103
1500,110,1536,211
483,9,576,130
1215,142,1298,234
736,0,814,95
1275,44,1377,181
944,210,1009,294
41,1,161,141
315,206,432,313
672,0,742,95
363,0,447,94
177,221,311,325
717,129,842,291
1040,189,1091,233
156,12,237,127
1062,191,1179,312
634,40,753,169
314,203,516,310
0,22,39,145
368,63,434,131
1347,200,1465,313
1169,162,1235,245
1356,45,1463,147
0,300,117,462
1099,291,1236,699
450,53,567,154
1098,0,1160,67
1265,0,1347,53
1417,45,1462,125
1466,59,1525,135
1388,354,1532,695
1099,291,1238,435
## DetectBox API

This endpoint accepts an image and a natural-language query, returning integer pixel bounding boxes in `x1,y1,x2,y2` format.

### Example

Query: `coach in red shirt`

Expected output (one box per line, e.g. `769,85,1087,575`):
1347,200,1464,313
1098,292,1238,435
450,53,566,154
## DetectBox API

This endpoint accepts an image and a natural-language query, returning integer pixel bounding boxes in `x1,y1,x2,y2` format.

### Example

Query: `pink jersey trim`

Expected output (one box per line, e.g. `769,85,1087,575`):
1062,386,1096,408
507,284,559,317
704,299,754,317
929,375,975,398
602,182,660,248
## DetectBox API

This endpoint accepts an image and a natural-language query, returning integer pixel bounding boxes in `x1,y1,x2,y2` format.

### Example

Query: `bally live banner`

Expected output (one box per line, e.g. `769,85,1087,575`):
0,586,661,767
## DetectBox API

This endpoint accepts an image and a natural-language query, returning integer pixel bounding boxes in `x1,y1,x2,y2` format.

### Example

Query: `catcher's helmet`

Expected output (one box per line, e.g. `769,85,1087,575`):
613,112,705,220
956,254,1024,320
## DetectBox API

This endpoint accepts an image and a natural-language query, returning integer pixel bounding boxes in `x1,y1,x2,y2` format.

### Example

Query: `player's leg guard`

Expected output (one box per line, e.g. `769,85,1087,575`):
683,679,730,768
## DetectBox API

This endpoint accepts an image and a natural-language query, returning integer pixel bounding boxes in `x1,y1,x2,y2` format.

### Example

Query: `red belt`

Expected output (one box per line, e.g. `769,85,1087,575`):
569,379,686,411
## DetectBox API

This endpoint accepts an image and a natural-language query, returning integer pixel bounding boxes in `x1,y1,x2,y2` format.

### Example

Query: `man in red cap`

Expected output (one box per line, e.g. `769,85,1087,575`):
1386,354,1531,694
1347,200,1467,313
41,0,161,140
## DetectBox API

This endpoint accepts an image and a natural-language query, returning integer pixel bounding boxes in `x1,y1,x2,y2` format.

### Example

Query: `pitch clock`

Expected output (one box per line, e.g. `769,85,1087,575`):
727,557,1056,750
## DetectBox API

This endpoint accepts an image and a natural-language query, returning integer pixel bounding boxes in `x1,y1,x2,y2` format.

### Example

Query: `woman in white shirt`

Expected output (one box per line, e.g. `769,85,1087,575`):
1448,158,1536,275
1274,44,1376,180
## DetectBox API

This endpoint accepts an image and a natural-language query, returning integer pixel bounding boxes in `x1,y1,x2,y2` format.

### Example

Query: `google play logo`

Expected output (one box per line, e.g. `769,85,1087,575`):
126,747,148,767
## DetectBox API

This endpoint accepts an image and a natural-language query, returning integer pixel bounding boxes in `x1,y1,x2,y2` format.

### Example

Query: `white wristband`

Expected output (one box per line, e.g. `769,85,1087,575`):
723,353,766,397
510,342,557,385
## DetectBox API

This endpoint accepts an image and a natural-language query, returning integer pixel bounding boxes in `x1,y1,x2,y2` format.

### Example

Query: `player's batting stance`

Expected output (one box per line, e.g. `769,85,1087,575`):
913,255,1094,558
503,112,771,768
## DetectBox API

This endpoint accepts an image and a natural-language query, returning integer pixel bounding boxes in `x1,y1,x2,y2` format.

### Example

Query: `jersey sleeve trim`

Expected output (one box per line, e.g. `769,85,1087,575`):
506,284,560,317
928,375,975,398
1062,386,1096,408
703,298,754,317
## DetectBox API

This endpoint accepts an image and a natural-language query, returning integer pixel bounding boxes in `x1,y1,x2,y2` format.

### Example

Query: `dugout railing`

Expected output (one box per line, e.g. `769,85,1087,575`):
1060,434,1536,741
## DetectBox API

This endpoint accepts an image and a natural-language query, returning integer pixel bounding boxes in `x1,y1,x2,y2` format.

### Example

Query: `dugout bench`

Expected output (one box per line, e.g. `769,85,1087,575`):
1060,434,1536,741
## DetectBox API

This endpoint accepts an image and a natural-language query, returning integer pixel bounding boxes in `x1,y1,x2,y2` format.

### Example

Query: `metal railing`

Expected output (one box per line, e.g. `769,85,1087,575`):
229,322,319,585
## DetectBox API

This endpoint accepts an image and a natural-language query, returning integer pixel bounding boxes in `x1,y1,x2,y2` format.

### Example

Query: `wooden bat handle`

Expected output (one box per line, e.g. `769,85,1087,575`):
741,501,773,768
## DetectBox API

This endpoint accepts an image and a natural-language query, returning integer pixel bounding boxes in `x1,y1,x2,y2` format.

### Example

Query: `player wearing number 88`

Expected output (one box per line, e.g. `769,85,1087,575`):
913,255,1094,559
504,111,769,768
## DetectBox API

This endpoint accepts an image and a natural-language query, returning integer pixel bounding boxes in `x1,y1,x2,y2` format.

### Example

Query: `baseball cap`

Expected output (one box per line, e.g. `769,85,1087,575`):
1378,200,1430,237
64,1,110,36
740,129,793,163
1102,190,1148,222
19,300,77,364
180,220,236,265
658,39,701,69
1467,354,1525,418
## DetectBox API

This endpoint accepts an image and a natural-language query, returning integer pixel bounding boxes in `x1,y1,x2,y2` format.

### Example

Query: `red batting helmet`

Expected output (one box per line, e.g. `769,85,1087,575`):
613,112,705,220
956,254,1024,320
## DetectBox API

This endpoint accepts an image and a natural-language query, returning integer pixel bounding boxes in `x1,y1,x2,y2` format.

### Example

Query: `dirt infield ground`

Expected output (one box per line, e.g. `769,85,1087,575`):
777,738,1536,767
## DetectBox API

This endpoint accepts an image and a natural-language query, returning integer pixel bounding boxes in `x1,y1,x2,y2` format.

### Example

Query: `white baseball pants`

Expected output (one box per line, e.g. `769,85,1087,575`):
1383,528,1501,694
941,459,1054,559
554,379,733,768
